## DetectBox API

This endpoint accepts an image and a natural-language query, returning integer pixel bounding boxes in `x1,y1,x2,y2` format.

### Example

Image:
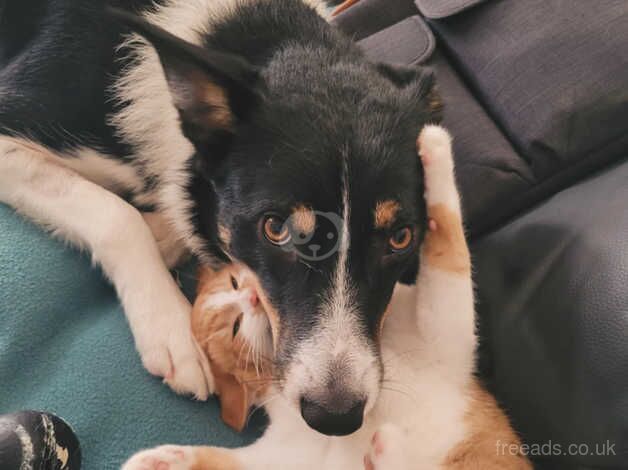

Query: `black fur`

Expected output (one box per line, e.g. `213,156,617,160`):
130,0,439,372
1,0,441,423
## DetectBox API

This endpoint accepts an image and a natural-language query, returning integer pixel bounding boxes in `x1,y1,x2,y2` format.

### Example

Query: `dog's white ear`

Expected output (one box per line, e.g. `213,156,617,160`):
109,8,262,161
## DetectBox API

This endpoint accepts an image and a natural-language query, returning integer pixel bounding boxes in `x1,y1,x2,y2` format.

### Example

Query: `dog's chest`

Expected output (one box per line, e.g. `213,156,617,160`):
261,309,471,469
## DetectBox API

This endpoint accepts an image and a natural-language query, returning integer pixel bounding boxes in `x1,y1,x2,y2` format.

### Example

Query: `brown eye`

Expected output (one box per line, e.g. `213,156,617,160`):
389,227,413,252
230,275,238,290
232,313,243,338
263,215,291,245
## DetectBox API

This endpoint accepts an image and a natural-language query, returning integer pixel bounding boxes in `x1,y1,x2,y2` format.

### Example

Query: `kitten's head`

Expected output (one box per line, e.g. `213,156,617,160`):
192,265,273,431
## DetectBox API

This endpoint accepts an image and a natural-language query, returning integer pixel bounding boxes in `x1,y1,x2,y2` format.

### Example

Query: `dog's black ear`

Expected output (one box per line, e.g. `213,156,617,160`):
108,8,261,164
377,64,442,121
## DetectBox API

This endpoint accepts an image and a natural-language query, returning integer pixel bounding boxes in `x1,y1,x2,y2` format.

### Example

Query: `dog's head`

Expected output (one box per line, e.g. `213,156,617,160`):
114,7,440,436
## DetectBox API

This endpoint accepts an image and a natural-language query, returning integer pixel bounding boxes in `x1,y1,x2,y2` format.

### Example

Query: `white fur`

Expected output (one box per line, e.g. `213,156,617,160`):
0,138,212,399
283,150,380,412
123,126,479,470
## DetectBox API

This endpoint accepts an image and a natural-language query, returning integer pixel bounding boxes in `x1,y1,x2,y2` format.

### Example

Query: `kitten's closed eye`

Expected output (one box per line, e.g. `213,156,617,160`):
231,275,239,290
233,313,243,338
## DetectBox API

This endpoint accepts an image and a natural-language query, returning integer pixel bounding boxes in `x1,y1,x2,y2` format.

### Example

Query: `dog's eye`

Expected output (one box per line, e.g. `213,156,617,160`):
232,313,243,338
263,215,291,246
230,275,238,290
389,227,413,252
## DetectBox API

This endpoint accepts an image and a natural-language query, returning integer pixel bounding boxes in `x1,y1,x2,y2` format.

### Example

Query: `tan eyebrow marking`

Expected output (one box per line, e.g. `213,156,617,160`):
291,204,316,235
374,200,401,229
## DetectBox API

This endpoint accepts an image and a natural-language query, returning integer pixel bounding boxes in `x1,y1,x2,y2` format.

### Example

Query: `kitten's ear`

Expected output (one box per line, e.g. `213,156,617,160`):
108,8,262,164
215,370,250,432
377,64,442,121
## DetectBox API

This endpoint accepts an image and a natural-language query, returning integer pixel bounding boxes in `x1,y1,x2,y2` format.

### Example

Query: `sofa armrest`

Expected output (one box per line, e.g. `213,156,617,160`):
332,0,419,40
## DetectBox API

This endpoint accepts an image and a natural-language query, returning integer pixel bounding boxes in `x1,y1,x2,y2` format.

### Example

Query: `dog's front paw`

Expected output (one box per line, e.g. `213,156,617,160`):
364,424,408,470
139,332,213,400
122,445,195,470
134,294,214,400
417,125,459,210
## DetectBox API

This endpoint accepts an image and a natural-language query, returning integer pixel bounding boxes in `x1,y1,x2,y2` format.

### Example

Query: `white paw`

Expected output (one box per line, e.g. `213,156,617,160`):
134,294,214,400
364,424,408,470
122,445,195,470
417,125,459,209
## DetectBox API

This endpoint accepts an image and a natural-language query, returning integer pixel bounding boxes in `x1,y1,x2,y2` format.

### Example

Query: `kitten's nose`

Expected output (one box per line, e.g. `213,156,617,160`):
249,291,258,307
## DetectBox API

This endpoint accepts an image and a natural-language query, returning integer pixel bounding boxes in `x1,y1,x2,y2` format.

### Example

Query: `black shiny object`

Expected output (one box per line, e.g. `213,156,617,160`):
0,411,81,470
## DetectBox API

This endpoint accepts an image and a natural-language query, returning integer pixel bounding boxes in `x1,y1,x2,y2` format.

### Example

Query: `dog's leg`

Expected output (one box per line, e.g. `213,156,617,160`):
121,440,273,470
142,211,190,269
121,445,242,470
364,424,409,470
416,129,532,469
0,142,212,399
122,426,315,470
415,125,476,374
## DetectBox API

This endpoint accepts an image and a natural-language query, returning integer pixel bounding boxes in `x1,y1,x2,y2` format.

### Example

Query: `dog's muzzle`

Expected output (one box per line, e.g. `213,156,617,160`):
299,394,366,436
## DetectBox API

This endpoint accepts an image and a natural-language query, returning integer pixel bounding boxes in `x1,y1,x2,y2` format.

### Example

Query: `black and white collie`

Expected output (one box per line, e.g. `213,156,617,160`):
0,0,440,436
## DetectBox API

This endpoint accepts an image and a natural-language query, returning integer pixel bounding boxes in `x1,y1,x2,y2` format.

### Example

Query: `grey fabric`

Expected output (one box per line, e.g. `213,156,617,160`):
472,158,628,468
428,51,535,236
348,0,628,238
358,16,435,65
429,0,628,179
415,0,486,19
355,19,537,236
332,0,419,41
355,23,537,237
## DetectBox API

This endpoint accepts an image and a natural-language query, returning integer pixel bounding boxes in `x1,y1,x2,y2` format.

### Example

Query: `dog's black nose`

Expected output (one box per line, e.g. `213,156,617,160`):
299,396,366,436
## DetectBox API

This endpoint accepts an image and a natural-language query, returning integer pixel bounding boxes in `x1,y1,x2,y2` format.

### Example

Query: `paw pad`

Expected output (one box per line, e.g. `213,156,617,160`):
371,431,384,457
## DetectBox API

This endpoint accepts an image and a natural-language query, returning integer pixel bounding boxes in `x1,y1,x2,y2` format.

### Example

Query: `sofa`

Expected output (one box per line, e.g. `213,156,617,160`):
1,0,626,468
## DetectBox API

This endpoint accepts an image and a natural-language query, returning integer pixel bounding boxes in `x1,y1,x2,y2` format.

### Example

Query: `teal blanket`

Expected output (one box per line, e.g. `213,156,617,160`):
0,205,260,469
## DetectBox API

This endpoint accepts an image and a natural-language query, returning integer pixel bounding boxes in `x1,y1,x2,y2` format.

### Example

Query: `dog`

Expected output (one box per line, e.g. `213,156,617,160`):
0,0,446,430
122,127,532,469
0,0,528,454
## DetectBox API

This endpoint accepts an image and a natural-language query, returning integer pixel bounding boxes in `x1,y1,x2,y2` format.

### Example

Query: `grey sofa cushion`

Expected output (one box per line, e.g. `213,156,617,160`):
342,0,628,239
358,16,435,65
428,51,535,236
354,14,537,236
415,0,486,19
428,0,628,179
472,157,628,468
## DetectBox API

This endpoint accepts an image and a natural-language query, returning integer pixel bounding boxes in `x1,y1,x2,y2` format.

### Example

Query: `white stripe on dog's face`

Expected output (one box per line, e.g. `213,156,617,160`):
329,156,353,330
281,159,381,422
